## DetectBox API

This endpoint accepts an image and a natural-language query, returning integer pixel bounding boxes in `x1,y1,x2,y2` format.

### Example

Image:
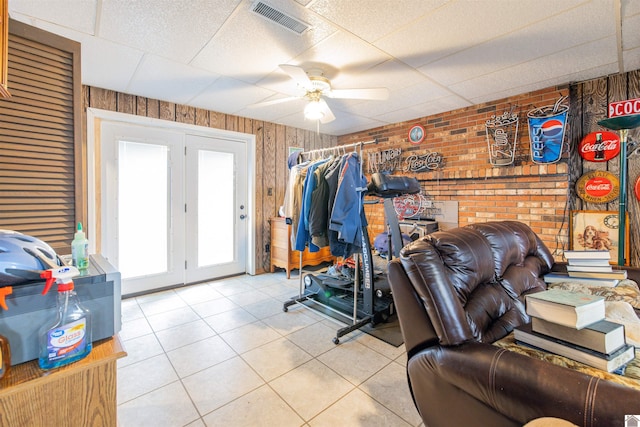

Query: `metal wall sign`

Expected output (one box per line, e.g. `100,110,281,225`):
485,108,518,166
579,131,620,162
404,151,443,172
367,148,402,173
527,96,568,164
576,170,620,203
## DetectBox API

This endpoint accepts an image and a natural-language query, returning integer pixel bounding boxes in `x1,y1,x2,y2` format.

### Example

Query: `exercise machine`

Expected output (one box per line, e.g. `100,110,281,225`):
283,173,420,344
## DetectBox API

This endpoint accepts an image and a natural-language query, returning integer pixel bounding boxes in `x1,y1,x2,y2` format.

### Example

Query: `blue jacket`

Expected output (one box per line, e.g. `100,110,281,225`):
329,153,367,256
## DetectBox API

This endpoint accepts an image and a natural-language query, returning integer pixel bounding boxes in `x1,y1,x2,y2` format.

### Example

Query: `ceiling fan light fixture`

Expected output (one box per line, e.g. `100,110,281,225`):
304,100,325,120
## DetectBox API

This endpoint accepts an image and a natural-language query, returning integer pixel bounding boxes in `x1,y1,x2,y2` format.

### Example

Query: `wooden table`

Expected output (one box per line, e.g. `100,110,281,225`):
0,335,127,427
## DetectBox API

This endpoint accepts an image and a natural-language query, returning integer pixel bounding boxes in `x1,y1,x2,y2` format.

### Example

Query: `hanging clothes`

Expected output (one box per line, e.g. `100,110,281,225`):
328,152,367,258
308,157,340,248
294,157,331,252
284,160,310,246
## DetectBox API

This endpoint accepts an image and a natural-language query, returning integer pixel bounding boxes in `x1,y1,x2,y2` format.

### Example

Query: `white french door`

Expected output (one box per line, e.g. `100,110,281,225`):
99,121,248,296
184,134,247,284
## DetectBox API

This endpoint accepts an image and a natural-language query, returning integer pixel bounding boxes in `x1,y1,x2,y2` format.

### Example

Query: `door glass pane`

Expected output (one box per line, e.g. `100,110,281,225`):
119,141,169,279
198,150,234,266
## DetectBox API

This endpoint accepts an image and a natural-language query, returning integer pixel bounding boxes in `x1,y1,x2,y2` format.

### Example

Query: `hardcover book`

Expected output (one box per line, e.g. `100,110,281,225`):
514,323,635,373
542,272,619,288
565,265,613,273
567,270,627,280
531,317,626,355
525,289,605,329
563,250,611,260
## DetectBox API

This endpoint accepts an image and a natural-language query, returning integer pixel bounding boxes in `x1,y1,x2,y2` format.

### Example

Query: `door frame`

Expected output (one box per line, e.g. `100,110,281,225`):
86,108,257,277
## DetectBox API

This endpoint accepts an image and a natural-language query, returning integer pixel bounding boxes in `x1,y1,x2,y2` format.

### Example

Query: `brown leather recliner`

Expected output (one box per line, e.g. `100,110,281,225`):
388,221,640,427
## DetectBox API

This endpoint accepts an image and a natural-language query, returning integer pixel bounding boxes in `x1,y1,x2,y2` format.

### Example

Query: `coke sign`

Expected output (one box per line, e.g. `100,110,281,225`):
576,170,619,204
578,131,620,162
608,98,640,118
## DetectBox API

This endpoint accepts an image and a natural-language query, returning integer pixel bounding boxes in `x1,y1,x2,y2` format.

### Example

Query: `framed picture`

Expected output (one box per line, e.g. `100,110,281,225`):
570,210,629,265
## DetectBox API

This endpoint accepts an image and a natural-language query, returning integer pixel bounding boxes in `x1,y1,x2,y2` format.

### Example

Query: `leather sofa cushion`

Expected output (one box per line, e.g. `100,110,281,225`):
400,221,553,345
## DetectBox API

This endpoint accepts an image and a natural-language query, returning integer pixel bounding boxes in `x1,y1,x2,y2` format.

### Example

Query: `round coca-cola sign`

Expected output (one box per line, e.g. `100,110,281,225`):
576,170,620,203
578,131,620,162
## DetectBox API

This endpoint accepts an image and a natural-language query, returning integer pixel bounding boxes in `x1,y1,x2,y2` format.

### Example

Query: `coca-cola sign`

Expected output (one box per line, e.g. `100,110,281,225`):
576,170,620,204
608,97,640,118
578,131,620,162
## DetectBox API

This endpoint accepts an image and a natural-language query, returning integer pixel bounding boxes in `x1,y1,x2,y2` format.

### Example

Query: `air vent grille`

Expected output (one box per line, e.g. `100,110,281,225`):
251,1,310,35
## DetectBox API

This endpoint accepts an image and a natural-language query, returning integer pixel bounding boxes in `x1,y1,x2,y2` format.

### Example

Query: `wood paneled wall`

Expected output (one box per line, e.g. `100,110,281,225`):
569,69,640,265
82,86,337,274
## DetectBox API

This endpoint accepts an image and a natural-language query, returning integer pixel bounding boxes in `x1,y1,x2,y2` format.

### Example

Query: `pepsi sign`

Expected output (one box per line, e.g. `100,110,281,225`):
527,104,568,164
578,131,620,162
609,98,640,118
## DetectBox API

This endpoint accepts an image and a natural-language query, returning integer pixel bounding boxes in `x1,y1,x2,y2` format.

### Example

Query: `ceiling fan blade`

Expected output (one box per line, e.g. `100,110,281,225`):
279,64,312,90
247,96,299,108
327,87,389,100
318,99,335,124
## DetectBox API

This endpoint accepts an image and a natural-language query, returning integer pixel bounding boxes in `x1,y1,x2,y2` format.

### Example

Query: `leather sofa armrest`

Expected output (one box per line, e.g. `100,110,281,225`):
388,260,439,356
409,341,640,426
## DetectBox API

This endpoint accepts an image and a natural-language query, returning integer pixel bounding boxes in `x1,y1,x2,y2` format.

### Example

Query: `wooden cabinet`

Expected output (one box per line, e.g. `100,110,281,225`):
0,335,126,426
270,217,335,278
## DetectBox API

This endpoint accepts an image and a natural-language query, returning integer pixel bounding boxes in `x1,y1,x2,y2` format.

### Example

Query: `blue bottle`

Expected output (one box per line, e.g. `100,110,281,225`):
38,266,92,370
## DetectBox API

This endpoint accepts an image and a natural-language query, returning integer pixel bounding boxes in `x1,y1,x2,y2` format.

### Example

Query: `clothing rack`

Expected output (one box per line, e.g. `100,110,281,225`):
285,138,381,343
299,138,378,159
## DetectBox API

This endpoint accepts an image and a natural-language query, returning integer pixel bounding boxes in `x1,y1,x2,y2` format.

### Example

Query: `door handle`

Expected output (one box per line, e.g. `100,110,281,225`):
239,214,246,220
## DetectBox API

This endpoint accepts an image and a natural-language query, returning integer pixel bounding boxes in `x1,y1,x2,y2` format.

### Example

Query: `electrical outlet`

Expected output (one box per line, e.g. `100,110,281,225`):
268,188,273,196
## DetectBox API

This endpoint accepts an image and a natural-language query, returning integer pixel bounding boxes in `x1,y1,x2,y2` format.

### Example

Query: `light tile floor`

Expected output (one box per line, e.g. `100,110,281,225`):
117,271,424,427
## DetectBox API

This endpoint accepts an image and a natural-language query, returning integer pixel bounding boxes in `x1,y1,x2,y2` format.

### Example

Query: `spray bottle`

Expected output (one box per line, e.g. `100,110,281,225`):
38,266,92,370
71,222,89,270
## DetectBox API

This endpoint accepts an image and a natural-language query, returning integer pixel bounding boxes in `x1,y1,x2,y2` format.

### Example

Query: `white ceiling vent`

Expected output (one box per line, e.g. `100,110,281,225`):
250,1,310,35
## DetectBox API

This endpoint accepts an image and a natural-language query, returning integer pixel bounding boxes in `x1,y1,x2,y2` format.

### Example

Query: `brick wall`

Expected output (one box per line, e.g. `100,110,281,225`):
340,86,571,260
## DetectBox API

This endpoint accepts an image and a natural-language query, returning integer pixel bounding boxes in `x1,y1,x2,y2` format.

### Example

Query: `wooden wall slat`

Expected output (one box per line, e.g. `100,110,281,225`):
253,120,265,273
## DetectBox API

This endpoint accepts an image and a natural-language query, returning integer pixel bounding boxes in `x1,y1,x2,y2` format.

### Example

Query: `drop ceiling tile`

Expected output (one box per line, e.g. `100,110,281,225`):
330,59,430,92
9,0,98,34
192,1,336,83
98,0,241,63
376,95,471,125
623,0,640,17
9,16,144,91
343,80,453,117
308,0,446,43
421,1,617,86
127,55,220,105
237,97,307,123
79,37,145,90
622,12,640,50
623,46,640,73
289,31,392,80
188,77,277,114
375,0,585,69
453,37,619,102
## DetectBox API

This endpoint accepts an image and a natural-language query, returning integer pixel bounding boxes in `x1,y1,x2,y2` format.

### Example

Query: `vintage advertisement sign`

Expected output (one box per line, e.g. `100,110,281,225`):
485,109,518,166
408,124,425,145
527,97,568,164
576,170,620,203
367,148,402,174
578,131,620,162
404,151,443,172
608,97,640,118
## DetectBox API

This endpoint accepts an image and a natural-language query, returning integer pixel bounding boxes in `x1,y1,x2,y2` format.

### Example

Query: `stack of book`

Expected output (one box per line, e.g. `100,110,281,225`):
543,250,626,287
514,289,635,372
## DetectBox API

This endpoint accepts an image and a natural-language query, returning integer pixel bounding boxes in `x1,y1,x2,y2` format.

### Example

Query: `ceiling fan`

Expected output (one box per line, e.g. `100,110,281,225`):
251,64,389,124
